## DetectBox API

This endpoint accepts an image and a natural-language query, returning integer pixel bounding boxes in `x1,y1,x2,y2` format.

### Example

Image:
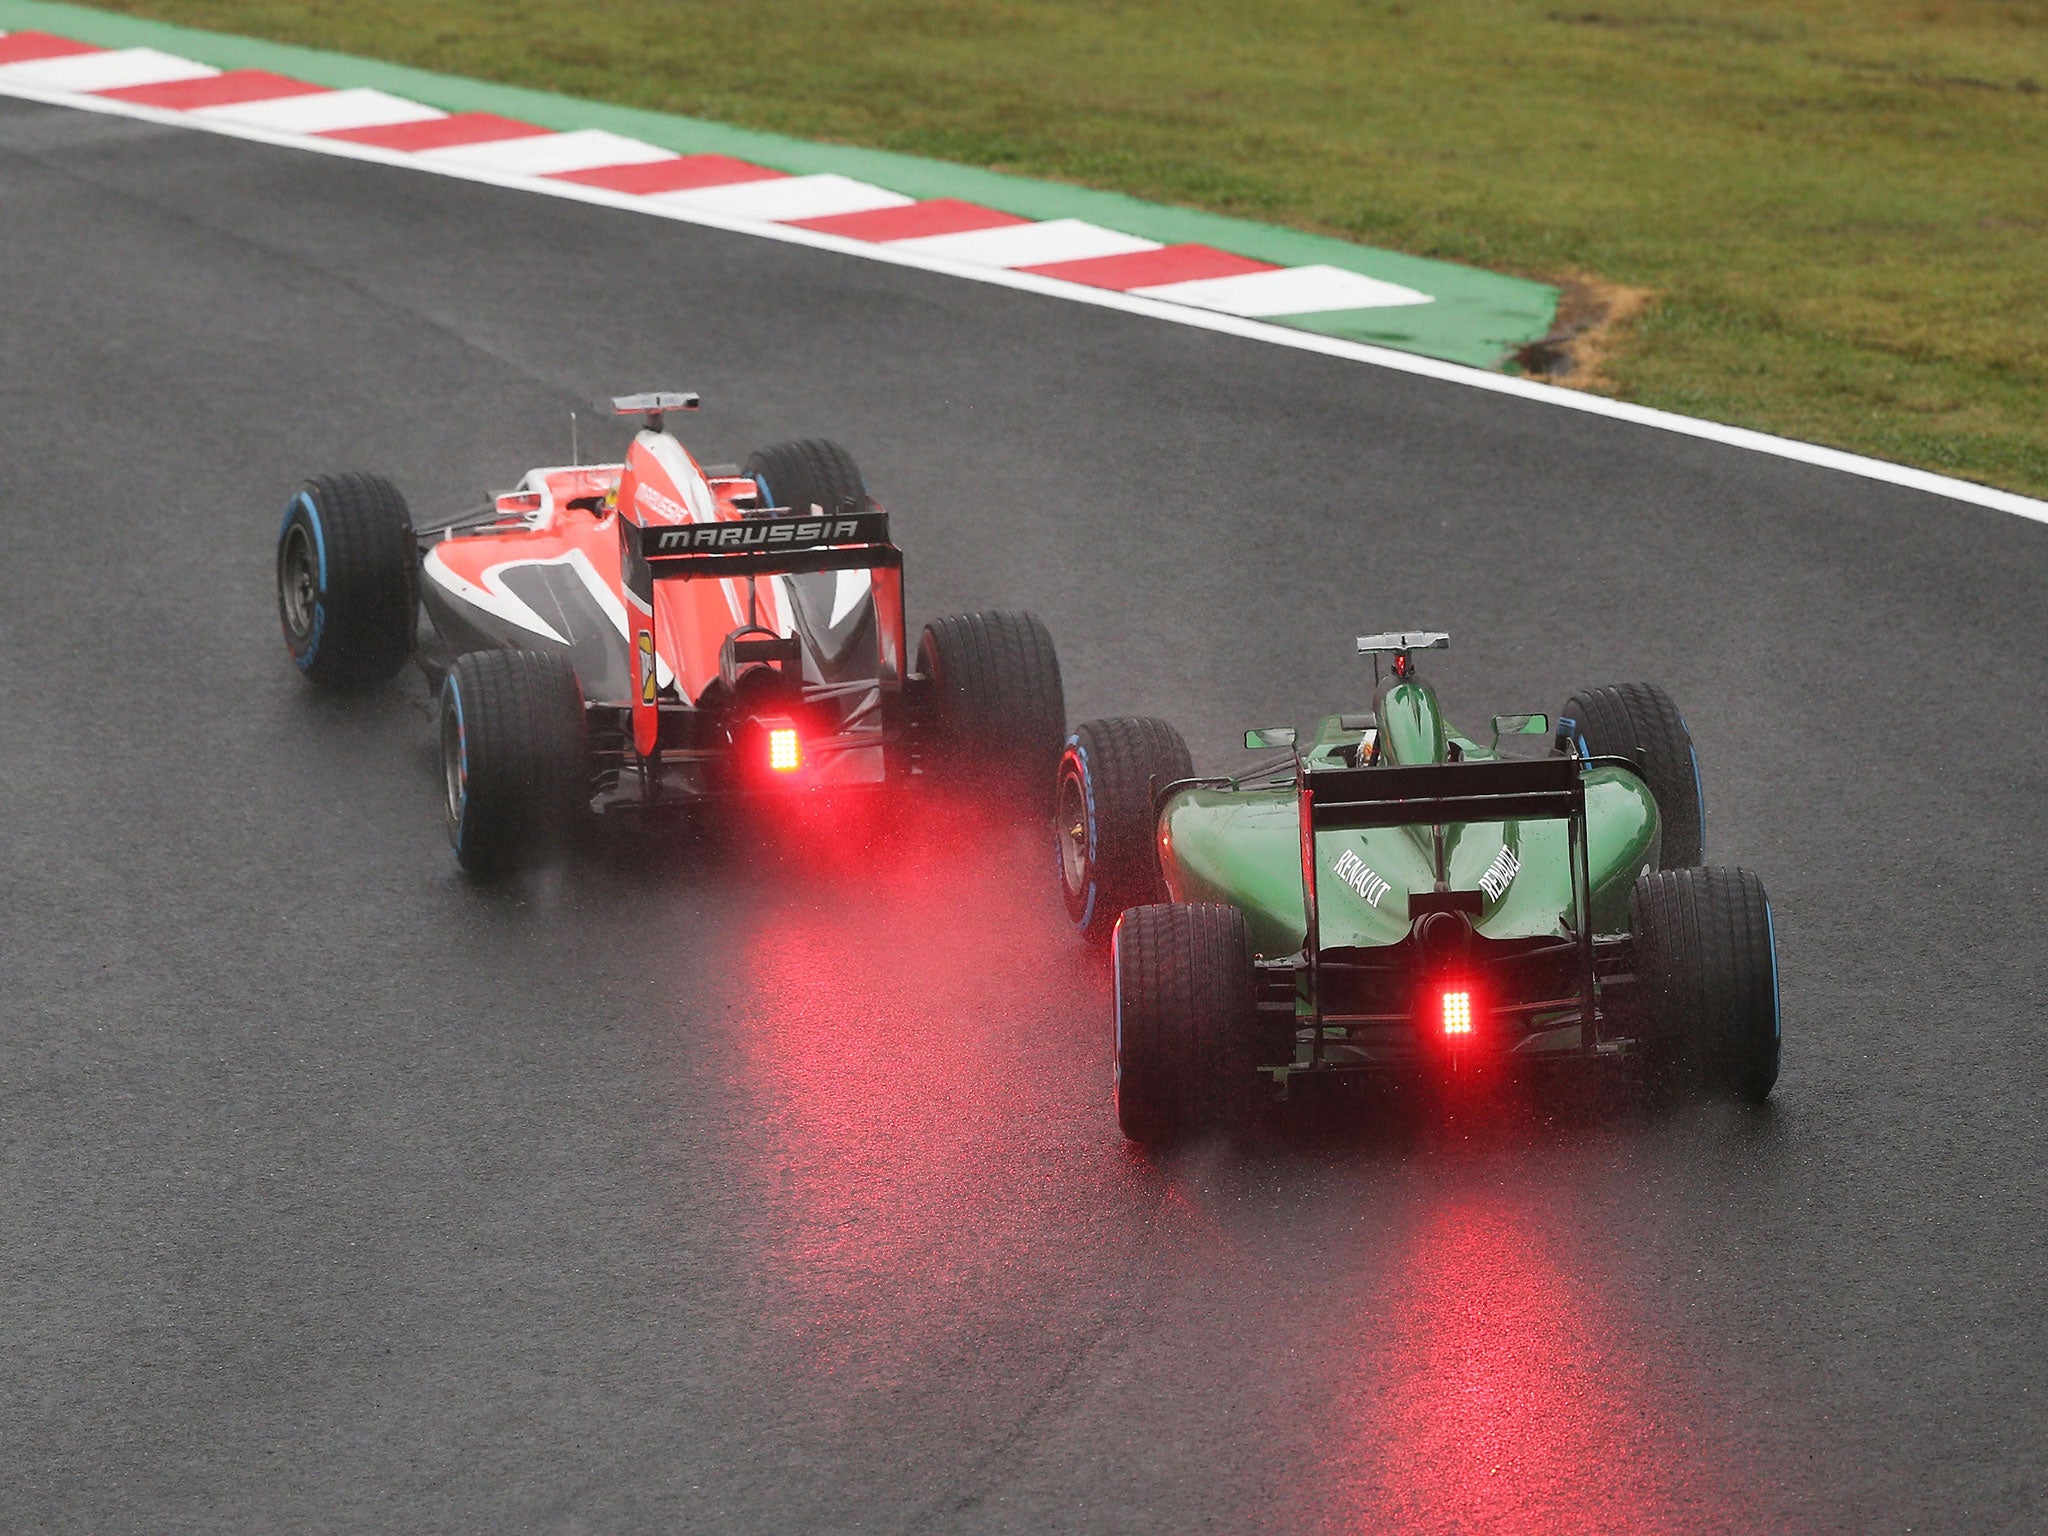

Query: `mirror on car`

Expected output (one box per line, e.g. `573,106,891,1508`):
1489,712,1549,748
1244,726,1297,750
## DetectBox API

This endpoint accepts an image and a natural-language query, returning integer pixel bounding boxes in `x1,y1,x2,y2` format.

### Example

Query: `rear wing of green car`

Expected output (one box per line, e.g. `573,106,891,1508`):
1295,753,1603,1061
1301,757,1584,831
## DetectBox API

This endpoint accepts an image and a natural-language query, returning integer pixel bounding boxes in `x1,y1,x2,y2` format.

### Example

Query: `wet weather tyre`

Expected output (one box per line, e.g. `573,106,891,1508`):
917,611,1066,817
1562,682,1704,867
276,473,416,689
1057,718,1194,945
743,439,869,515
1627,867,1781,1103
440,650,588,878
1112,903,1261,1146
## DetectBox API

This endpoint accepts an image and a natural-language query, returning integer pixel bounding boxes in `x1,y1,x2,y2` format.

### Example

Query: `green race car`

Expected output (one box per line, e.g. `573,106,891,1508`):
1055,633,1781,1145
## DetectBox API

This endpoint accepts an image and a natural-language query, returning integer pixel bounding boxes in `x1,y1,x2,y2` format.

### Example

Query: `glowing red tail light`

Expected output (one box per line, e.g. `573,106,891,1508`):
768,727,803,773
1440,989,1474,1036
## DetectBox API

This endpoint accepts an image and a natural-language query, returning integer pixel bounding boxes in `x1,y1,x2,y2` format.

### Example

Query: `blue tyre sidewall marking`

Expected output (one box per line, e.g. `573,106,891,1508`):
1676,707,1707,860
283,491,329,669
1764,894,1782,1045
1060,733,1100,933
1690,745,1706,856
300,492,329,589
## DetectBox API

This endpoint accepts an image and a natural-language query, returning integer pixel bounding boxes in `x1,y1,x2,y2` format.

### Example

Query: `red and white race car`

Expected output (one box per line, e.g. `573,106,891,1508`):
275,392,1064,874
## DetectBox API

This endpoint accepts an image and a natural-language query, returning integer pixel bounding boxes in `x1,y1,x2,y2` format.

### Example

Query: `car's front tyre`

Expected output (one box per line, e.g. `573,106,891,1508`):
1057,717,1193,945
276,473,416,689
1562,681,1704,867
743,438,869,515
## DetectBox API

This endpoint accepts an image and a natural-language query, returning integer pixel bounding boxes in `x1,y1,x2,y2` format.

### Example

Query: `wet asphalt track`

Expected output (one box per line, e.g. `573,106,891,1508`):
3,96,2046,1535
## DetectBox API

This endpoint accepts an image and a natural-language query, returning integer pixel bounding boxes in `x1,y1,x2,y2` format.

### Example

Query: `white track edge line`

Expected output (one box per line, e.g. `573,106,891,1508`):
7,78,2041,527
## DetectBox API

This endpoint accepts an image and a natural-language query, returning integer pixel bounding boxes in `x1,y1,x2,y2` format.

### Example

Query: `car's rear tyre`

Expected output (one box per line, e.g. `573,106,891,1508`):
1113,902,1264,1146
1057,718,1193,945
1561,681,1703,868
743,439,869,515
276,473,416,689
916,611,1066,816
440,650,589,878
1626,867,1780,1102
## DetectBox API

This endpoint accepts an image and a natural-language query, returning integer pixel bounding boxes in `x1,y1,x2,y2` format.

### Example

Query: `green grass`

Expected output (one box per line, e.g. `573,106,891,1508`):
73,0,2048,498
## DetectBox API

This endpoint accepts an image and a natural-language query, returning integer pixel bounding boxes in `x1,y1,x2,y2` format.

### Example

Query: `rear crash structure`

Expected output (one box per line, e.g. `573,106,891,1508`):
1057,633,1780,1145
276,393,1065,875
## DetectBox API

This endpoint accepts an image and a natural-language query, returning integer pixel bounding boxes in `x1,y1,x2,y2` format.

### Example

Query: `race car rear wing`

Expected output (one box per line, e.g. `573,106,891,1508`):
1302,757,1584,831
636,509,900,578
621,508,906,761
1297,753,1601,1059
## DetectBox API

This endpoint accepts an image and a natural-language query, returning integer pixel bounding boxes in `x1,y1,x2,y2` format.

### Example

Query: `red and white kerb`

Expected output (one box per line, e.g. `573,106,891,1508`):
0,28,1434,321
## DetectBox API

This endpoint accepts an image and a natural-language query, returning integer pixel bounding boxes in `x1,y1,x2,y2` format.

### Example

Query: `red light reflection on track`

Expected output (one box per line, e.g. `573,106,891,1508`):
1312,1194,1750,1535
721,795,1089,1378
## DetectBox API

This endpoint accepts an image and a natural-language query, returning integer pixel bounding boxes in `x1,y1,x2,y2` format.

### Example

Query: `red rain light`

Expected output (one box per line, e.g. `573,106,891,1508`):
768,726,803,773
1441,989,1474,1036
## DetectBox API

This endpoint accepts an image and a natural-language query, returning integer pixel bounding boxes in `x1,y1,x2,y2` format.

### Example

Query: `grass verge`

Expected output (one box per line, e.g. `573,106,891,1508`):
59,0,2048,498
